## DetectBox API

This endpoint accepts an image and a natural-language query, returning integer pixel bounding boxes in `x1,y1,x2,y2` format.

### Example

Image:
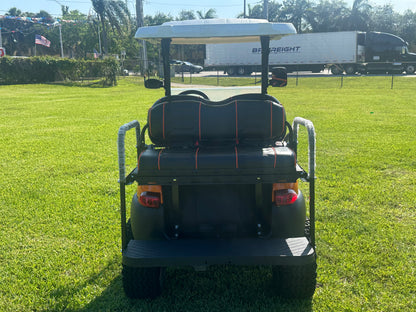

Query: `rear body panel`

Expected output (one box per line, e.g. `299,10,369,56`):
123,237,314,268
128,184,311,268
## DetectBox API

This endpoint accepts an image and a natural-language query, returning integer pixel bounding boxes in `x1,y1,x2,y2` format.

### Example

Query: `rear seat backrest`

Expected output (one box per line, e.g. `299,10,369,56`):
148,95,286,147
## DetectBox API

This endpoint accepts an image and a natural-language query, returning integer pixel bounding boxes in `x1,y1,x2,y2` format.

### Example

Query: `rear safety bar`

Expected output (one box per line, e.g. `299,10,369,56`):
118,120,141,250
117,119,316,249
292,117,316,248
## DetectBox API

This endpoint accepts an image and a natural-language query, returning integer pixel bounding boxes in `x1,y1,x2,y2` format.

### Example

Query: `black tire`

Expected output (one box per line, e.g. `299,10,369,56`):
122,265,164,299
345,65,356,75
330,65,342,75
237,66,246,75
126,219,133,243
226,67,236,76
272,261,317,299
405,64,415,75
123,219,164,299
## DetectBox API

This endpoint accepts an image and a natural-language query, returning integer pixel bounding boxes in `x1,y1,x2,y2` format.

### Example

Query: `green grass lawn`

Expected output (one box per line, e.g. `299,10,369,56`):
0,76,415,311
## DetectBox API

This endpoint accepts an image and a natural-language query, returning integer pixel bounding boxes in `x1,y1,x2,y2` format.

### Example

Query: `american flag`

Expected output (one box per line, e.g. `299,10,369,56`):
35,35,51,47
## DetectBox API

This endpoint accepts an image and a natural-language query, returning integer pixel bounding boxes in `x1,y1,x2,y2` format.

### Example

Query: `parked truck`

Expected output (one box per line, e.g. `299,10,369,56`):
205,31,416,75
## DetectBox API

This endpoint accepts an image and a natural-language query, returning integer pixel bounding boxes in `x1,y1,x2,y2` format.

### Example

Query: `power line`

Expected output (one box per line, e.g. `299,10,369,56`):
50,0,64,5
47,0,91,3
145,1,246,8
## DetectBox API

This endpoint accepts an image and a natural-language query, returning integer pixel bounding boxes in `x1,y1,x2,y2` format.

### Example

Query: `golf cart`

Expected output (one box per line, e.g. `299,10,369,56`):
117,19,317,299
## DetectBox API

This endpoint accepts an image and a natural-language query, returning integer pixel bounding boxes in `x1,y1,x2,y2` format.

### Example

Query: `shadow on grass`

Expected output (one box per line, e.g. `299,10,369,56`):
48,79,115,88
73,264,313,312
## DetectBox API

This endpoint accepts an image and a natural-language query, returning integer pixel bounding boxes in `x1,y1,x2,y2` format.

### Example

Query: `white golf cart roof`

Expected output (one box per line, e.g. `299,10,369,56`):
135,18,296,44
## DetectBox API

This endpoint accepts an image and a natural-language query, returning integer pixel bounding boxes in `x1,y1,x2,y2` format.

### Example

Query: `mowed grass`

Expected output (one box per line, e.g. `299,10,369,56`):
0,76,415,311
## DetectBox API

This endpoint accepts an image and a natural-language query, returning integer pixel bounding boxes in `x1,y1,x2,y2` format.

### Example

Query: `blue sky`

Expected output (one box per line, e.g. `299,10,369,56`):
1,0,415,19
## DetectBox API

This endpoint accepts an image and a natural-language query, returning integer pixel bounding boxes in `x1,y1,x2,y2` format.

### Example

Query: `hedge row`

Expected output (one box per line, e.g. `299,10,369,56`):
0,57,119,86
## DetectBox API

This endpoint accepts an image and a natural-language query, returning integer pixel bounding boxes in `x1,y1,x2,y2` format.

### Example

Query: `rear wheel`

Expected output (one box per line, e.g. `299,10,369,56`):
330,65,343,75
226,67,236,76
126,219,133,243
272,261,317,299
345,65,356,75
237,66,246,75
123,219,164,299
405,64,415,75
122,265,165,299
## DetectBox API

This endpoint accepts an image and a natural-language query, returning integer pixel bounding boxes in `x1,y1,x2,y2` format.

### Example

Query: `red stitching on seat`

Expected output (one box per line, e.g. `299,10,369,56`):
281,106,286,138
199,102,202,142
195,147,200,169
270,101,273,138
157,149,163,170
235,146,239,168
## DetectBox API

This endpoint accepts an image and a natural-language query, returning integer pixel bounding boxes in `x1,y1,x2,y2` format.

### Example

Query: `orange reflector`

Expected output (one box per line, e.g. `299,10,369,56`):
137,185,163,204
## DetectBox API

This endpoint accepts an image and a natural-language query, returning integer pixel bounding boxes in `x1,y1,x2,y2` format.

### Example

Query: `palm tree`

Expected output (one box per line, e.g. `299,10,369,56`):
370,4,398,33
91,0,130,54
144,13,173,26
307,0,348,32
196,9,217,19
280,0,312,33
346,0,372,31
237,2,282,21
177,10,197,21
6,7,22,16
237,4,263,19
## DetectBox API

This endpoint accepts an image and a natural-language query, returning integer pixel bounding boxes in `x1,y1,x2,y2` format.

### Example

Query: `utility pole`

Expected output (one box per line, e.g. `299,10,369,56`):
136,0,143,29
244,0,246,18
263,0,268,20
52,0,64,57
97,21,102,55
58,24,64,57
136,0,148,73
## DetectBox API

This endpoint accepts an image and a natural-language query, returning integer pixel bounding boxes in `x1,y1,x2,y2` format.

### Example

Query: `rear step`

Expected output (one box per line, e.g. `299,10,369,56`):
123,237,315,267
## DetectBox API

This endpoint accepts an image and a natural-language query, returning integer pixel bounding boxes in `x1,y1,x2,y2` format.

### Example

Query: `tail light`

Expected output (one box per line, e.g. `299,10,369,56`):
139,192,161,208
137,185,162,208
274,189,298,205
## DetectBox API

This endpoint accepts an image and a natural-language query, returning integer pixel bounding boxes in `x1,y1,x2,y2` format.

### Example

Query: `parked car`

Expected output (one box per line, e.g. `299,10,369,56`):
170,59,182,65
172,60,203,73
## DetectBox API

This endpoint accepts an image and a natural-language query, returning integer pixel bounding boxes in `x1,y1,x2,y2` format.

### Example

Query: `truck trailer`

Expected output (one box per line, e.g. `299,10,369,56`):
204,31,416,75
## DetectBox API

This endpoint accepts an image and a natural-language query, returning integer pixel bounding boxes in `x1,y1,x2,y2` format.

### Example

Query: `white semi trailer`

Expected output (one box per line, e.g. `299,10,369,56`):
204,31,416,75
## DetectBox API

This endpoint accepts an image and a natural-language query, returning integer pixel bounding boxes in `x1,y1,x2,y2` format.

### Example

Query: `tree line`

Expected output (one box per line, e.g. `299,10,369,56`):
1,0,415,72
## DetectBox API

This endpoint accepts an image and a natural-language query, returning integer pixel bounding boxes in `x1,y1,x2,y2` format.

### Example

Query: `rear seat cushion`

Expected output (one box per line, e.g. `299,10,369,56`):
138,146,296,175
148,94,286,147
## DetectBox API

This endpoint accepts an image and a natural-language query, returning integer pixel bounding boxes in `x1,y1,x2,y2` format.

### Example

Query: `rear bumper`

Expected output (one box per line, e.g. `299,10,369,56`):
122,237,315,268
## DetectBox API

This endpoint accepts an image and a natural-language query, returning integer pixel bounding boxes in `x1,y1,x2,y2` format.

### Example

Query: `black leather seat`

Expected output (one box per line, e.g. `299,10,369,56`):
139,146,296,171
137,94,298,184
